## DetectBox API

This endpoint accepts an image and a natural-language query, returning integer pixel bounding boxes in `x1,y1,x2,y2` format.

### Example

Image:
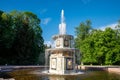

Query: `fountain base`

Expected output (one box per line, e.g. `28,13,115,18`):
31,69,84,76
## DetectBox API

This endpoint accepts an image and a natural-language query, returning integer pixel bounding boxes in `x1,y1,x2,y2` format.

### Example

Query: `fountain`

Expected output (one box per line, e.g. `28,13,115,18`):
45,9,80,75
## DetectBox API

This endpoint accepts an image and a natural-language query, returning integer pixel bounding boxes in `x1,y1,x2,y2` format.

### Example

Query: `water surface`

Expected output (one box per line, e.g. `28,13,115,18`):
1,69,120,80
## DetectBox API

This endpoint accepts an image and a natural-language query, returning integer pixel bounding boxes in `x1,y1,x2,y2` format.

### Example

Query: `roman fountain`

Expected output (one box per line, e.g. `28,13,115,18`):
45,9,80,75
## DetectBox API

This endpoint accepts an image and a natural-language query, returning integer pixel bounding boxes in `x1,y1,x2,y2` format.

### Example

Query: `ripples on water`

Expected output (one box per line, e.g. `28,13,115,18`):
0,69,120,80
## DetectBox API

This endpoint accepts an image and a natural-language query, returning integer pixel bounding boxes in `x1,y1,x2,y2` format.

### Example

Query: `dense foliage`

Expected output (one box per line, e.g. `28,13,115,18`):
75,20,120,65
0,10,45,65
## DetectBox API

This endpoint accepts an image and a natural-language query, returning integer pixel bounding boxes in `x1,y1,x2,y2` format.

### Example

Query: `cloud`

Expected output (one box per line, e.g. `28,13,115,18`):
44,41,54,48
81,0,91,4
40,9,47,14
97,23,118,31
42,18,51,25
44,41,52,46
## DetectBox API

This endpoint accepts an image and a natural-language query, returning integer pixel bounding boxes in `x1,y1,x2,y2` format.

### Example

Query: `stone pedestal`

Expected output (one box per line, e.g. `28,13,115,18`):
49,51,75,74
46,35,78,75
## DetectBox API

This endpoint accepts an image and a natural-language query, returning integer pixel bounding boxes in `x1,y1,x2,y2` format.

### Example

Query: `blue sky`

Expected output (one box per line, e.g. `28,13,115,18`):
0,0,120,43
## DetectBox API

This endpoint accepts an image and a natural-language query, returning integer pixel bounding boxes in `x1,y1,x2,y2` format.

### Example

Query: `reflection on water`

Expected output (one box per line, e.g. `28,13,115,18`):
0,69,120,80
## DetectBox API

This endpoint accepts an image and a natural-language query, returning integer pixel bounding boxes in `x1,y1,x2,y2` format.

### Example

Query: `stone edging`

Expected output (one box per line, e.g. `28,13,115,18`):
0,78,15,80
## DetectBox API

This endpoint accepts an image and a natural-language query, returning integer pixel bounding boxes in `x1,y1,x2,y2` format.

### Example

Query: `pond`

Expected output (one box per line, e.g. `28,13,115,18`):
0,69,120,80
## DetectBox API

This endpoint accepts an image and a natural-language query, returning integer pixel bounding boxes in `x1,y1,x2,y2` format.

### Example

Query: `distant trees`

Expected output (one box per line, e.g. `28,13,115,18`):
75,20,120,65
0,10,45,65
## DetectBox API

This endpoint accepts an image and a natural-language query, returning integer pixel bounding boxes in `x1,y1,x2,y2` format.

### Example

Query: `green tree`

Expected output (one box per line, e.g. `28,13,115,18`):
0,11,15,64
75,20,120,65
75,20,92,64
102,28,120,65
0,10,45,65
11,11,44,65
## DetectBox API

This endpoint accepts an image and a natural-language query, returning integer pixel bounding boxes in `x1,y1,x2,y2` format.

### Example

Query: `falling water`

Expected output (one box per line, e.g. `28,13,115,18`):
59,9,66,34
44,50,49,72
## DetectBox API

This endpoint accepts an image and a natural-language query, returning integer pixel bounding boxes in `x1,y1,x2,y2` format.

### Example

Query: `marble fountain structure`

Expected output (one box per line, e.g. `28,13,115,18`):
45,10,80,75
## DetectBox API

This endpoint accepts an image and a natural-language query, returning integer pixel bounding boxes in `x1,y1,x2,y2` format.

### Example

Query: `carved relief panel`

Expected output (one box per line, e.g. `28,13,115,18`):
56,40,60,47
66,58,73,70
51,58,57,70
64,38,69,47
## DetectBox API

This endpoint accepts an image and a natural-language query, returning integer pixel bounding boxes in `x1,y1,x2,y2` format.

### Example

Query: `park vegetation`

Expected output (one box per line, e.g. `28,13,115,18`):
75,20,120,65
0,10,45,65
0,9,120,66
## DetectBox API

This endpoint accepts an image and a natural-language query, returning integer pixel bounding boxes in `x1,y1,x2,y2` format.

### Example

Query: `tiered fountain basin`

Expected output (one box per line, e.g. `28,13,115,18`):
44,34,81,75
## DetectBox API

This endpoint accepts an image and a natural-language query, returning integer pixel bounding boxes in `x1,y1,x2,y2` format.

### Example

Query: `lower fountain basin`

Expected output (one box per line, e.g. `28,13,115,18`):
0,67,120,80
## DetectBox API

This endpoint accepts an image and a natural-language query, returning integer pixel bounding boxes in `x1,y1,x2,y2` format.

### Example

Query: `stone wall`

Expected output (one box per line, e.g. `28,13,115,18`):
77,65,120,74
108,68,120,74
0,78,15,80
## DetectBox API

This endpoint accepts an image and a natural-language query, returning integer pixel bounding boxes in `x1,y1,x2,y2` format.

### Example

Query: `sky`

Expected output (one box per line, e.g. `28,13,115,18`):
0,0,120,44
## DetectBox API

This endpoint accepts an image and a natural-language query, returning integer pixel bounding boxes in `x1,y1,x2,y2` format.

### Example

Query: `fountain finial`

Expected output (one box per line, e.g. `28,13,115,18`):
59,9,66,35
